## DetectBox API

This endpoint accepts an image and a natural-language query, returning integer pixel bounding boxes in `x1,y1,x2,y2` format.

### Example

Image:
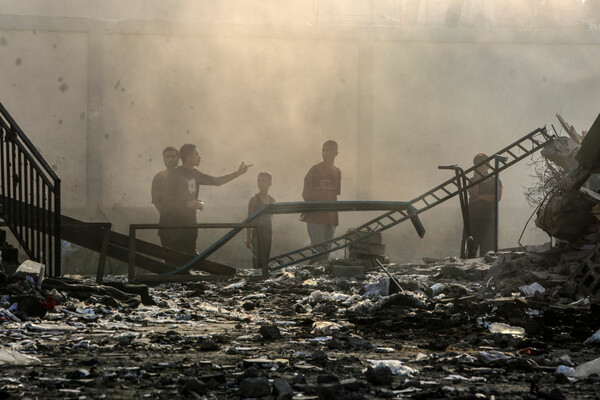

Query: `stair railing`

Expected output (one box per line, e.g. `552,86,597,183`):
0,102,61,276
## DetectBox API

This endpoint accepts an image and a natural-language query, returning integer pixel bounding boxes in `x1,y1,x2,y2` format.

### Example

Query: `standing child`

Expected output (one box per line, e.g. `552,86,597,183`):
246,172,275,270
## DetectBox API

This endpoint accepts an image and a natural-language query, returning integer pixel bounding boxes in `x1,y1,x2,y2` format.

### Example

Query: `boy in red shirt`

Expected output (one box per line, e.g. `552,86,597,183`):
302,140,341,263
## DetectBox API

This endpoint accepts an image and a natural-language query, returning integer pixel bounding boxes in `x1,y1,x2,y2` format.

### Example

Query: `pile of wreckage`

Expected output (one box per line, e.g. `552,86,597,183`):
1,247,600,398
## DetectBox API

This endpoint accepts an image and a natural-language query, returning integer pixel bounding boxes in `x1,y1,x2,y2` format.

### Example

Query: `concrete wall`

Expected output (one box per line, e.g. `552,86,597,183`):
0,9,599,271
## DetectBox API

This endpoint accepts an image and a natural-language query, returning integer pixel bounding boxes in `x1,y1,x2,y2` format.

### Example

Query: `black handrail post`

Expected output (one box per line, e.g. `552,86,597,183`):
493,154,508,252
0,102,62,277
54,179,61,276
438,164,472,259
128,225,137,283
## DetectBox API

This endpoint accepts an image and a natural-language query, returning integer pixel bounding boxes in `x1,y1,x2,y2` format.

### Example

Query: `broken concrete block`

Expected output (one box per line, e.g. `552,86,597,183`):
365,365,393,385
259,325,282,340
272,378,293,400
180,377,207,396
314,382,343,399
349,242,385,256
345,229,382,245
238,377,271,398
15,260,45,289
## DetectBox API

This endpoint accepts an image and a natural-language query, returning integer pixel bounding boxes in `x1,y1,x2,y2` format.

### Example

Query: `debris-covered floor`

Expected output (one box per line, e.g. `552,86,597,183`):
2,248,600,399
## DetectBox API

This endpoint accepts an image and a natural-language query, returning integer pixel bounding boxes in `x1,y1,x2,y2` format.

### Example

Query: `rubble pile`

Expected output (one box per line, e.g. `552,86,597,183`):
1,249,600,398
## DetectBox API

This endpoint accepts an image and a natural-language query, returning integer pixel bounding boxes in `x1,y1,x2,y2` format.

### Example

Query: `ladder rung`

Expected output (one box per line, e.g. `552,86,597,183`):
516,143,529,153
505,149,518,159
441,186,453,195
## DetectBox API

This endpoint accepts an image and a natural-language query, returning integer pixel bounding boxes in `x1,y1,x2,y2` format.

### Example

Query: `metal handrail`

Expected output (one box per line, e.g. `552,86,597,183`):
0,102,61,276
165,201,425,275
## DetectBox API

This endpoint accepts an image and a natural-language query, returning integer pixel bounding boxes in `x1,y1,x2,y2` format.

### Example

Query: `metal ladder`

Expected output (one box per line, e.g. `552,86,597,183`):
268,126,555,270
167,201,425,275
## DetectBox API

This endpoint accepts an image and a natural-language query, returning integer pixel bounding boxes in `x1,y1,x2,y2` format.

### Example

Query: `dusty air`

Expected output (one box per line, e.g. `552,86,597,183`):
0,1,599,399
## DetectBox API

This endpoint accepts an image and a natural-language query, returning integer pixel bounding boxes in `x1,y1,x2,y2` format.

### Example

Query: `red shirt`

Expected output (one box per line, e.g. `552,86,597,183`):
302,162,341,225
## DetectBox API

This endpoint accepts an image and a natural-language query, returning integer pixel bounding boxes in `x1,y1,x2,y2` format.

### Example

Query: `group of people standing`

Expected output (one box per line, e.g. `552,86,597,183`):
151,140,341,270
151,141,500,272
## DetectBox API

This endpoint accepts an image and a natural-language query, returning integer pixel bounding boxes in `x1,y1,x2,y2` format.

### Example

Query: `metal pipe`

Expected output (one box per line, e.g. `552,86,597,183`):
376,259,404,294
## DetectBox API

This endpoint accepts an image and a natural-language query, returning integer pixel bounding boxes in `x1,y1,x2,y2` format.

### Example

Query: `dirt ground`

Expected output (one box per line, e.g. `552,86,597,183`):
2,249,600,399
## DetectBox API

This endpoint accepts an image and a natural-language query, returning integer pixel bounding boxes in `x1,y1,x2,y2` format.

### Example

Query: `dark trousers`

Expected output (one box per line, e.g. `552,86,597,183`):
468,217,493,258
159,228,198,268
252,226,272,270
307,223,336,263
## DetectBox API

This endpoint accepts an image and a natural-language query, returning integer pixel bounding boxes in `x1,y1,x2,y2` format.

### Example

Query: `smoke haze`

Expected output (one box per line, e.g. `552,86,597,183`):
0,0,598,269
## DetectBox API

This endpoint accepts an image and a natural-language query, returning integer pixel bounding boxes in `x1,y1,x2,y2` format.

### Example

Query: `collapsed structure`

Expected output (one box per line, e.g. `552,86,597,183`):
535,113,600,244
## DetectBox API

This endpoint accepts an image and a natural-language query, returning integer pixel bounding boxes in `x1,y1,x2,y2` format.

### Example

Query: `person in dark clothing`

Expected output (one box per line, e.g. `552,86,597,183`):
246,172,275,270
151,146,180,247
467,152,502,258
161,143,251,267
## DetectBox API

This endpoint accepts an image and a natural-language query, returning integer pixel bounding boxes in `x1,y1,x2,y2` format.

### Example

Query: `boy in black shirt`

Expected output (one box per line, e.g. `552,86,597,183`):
246,172,275,270
162,143,251,267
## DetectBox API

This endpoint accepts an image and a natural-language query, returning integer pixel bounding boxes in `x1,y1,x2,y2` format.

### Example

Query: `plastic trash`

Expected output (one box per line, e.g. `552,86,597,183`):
223,280,245,290
26,322,78,332
428,283,444,297
567,298,590,311
331,293,350,302
301,279,319,287
477,350,513,366
347,299,378,314
519,282,545,297
308,291,331,304
342,294,362,306
0,347,41,365
487,322,525,338
311,321,343,335
366,359,418,377
374,347,396,353
0,308,21,322
364,277,390,297
306,336,332,342
555,365,575,376
567,356,600,378
583,328,600,345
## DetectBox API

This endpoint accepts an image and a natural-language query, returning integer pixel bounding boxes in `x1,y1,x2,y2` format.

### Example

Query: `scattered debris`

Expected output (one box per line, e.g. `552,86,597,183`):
0,246,599,397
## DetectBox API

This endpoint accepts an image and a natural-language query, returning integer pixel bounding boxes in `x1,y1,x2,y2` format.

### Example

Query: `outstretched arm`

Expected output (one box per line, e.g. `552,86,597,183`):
208,162,253,186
